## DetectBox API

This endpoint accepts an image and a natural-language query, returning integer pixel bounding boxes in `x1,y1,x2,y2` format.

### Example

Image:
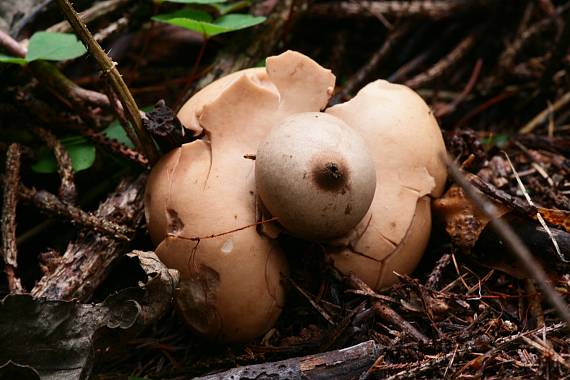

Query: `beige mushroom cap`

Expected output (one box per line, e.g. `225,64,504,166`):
145,51,336,341
256,112,377,240
325,80,447,289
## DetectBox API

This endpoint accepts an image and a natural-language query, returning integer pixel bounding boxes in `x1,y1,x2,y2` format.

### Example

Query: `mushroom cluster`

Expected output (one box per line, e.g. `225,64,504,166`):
145,51,447,342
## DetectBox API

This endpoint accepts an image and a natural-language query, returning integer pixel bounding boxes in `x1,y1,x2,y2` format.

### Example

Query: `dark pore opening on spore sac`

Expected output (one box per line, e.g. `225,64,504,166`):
310,152,350,193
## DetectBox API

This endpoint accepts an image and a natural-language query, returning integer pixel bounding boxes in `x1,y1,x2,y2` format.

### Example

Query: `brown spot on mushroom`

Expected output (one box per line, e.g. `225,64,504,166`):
345,204,352,215
310,153,350,193
175,264,222,337
166,208,184,235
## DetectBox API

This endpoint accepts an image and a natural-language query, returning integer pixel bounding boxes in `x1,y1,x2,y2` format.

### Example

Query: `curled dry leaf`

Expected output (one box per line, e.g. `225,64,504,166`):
0,251,178,380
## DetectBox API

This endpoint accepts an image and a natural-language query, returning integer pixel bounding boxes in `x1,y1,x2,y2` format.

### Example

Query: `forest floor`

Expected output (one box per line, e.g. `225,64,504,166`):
1,1,570,379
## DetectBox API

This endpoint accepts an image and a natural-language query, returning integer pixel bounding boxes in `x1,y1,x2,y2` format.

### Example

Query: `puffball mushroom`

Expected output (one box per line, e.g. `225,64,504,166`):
255,112,377,240
145,51,335,342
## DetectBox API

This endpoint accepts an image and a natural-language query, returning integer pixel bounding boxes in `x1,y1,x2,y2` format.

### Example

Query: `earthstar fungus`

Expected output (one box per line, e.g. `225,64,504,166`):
144,50,447,342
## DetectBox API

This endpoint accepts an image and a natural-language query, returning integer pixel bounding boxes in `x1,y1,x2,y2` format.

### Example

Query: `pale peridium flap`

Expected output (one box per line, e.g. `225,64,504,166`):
198,52,337,153
369,172,423,246
326,79,447,198
177,68,271,137
398,166,436,197
198,73,281,152
266,50,336,115
326,170,424,252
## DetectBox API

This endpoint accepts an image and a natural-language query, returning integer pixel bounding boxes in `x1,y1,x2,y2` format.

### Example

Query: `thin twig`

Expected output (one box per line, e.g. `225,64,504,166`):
334,23,410,102
0,29,27,57
102,80,143,154
47,0,130,33
348,274,430,344
55,0,159,165
1,144,24,293
19,185,132,241
435,58,483,117
444,155,570,330
405,33,477,89
426,252,452,290
519,90,570,134
34,127,77,205
288,277,336,325
82,128,149,167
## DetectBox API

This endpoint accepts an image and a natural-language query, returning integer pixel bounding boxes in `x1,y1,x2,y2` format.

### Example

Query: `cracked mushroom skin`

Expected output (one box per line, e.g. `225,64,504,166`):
325,80,447,290
144,51,336,342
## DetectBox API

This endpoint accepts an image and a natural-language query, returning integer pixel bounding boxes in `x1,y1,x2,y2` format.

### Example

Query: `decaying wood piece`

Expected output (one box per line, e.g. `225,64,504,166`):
195,340,381,380
1,144,24,293
31,174,146,301
18,185,132,240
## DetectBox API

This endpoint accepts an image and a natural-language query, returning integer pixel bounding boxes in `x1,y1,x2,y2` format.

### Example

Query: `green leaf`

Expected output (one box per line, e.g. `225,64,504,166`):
480,133,510,148
209,0,251,15
32,137,96,173
153,10,265,38
102,120,136,149
0,53,26,65
26,32,87,62
213,13,265,33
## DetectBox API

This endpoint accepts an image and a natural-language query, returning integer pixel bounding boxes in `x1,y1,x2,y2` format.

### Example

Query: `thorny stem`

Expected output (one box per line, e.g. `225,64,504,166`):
103,80,143,154
1,144,24,293
444,155,570,330
82,128,149,167
55,0,159,165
